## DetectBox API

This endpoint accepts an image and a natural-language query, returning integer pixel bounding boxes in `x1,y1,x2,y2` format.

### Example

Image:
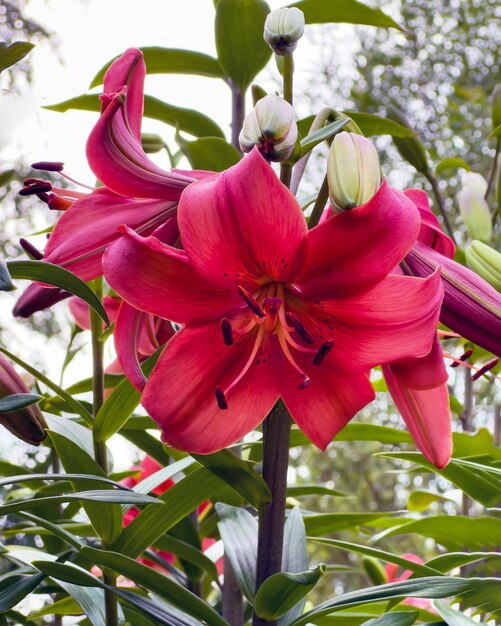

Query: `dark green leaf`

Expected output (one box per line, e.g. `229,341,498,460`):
433,601,479,625
0,473,129,490
116,590,204,626
153,535,219,582
0,348,93,425
93,350,161,442
192,449,271,508
287,485,346,498
298,117,349,156
361,612,418,626
0,573,44,611
0,42,35,73
304,512,384,536
289,0,403,30
81,546,227,626
216,503,258,602
45,94,224,138
0,393,42,413
32,561,99,587
255,564,326,619
215,0,271,92
176,135,241,171
14,511,84,550
6,260,108,325
343,112,416,137
279,507,309,625
90,47,224,87
112,468,224,557
0,261,15,291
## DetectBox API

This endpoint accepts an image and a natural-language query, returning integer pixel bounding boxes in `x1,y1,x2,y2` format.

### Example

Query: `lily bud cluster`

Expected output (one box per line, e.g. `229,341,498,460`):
263,7,305,56
466,240,501,293
239,94,298,162
327,132,382,212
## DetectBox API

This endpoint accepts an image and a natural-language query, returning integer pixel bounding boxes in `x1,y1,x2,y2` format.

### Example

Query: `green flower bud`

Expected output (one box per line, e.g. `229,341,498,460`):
0,354,46,445
141,133,166,154
263,7,305,56
362,557,387,585
239,94,298,162
457,172,492,242
327,131,381,211
465,240,501,293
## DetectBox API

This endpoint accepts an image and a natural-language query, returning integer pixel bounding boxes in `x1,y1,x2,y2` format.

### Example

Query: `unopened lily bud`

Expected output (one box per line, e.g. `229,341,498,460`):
362,557,387,585
466,240,501,293
0,354,46,445
492,84,501,130
141,133,165,154
239,94,298,162
327,132,381,211
264,7,305,56
457,172,492,242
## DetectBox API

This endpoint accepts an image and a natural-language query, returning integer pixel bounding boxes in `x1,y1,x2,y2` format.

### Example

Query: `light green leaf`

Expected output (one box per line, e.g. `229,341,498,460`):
304,512,384,536
89,47,224,87
279,507,309,625
0,393,42,413
361,612,419,626
289,424,413,447
298,117,349,156
289,0,403,30
435,158,470,174
344,112,416,137
81,546,227,626
0,42,35,73
488,124,501,139
426,551,501,573
287,485,347,497
407,490,453,513
176,135,241,171
255,564,326,619
215,0,271,92
433,600,480,625
6,260,108,325
216,503,258,602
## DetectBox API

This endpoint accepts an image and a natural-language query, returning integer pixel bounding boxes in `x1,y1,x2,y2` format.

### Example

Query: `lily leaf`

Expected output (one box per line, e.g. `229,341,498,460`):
289,0,403,31
0,41,35,73
0,393,42,413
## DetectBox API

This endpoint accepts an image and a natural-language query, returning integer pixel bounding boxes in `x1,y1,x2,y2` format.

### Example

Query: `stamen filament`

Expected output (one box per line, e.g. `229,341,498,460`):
276,325,310,388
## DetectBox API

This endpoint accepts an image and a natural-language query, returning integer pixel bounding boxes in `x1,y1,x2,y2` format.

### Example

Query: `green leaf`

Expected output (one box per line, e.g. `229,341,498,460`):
48,430,124,543
433,601,480,625
289,0,403,30
289,577,500,625
407,490,453,513
279,507,309,625
32,560,100,587
0,41,35,73
13,511,84,550
81,546,227,626
298,117,349,156
0,169,16,187
287,485,347,498
0,348,93,425
290,424,413,447
361,612,419,626
89,47,224,87
93,351,160,442
29,596,84,619
0,261,15,291
216,503,258,602
215,0,271,92
176,135,241,171
343,112,416,137
0,473,129,490
46,94,224,139
0,393,42,413
308,539,439,577
153,535,219,582
426,551,501,573
112,468,224,557
304,512,384,536
255,564,326,619
54,584,108,626
488,124,501,139
192,449,271,508
379,516,501,550
0,573,44,611
435,158,470,174
44,414,94,455
6,260,108,325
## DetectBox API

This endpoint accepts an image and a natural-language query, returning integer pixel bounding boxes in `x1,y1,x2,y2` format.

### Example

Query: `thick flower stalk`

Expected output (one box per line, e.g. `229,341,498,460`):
104,148,444,461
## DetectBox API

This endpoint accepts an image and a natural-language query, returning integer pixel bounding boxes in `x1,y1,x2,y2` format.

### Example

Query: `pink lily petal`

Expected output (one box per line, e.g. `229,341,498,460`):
68,295,120,331
177,148,308,289
280,355,375,449
142,324,280,454
103,227,240,324
43,187,177,281
387,334,448,390
296,180,421,298
114,302,150,391
102,47,145,142
294,271,443,374
87,90,195,200
383,358,452,469
404,188,455,258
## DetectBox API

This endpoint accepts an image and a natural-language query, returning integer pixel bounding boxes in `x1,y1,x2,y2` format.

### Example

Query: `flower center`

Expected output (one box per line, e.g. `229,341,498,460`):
215,283,334,409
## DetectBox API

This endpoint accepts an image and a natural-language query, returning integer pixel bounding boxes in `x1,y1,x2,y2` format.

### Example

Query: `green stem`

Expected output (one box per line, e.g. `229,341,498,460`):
252,403,292,626
308,175,329,228
90,277,119,626
231,82,245,152
424,171,456,244
280,54,294,188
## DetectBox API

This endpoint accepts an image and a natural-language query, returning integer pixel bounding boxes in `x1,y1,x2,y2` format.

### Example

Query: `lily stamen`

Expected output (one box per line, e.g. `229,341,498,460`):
238,285,266,317
220,318,234,346
313,340,334,365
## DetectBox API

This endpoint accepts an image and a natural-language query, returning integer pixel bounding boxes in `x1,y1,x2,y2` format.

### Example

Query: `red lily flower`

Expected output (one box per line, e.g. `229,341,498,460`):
385,554,436,612
103,149,443,456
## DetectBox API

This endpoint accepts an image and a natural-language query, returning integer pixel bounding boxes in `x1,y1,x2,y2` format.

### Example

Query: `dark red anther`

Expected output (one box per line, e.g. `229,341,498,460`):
37,192,50,204
238,286,265,318
285,312,314,344
19,180,52,196
450,348,474,368
313,340,334,365
220,318,234,346
215,387,228,410
31,161,64,172
471,359,499,381
19,238,43,260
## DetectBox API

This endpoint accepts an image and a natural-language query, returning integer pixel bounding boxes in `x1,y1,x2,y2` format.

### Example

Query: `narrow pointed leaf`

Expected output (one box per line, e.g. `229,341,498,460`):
304,512,384,536
343,112,416,137
81,546,227,626
255,564,326,619
176,135,241,171
298,117,349,155
0,41,35,73
0,573,44,611
287,485,346,497
90,47,224,87
153,535,220,582
216,503,258,602
279,507,309,625
361,613,419,626
433,601,479,625
0,261,15,291
0,393,42,413
289,0,403,30
426,551,501,573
